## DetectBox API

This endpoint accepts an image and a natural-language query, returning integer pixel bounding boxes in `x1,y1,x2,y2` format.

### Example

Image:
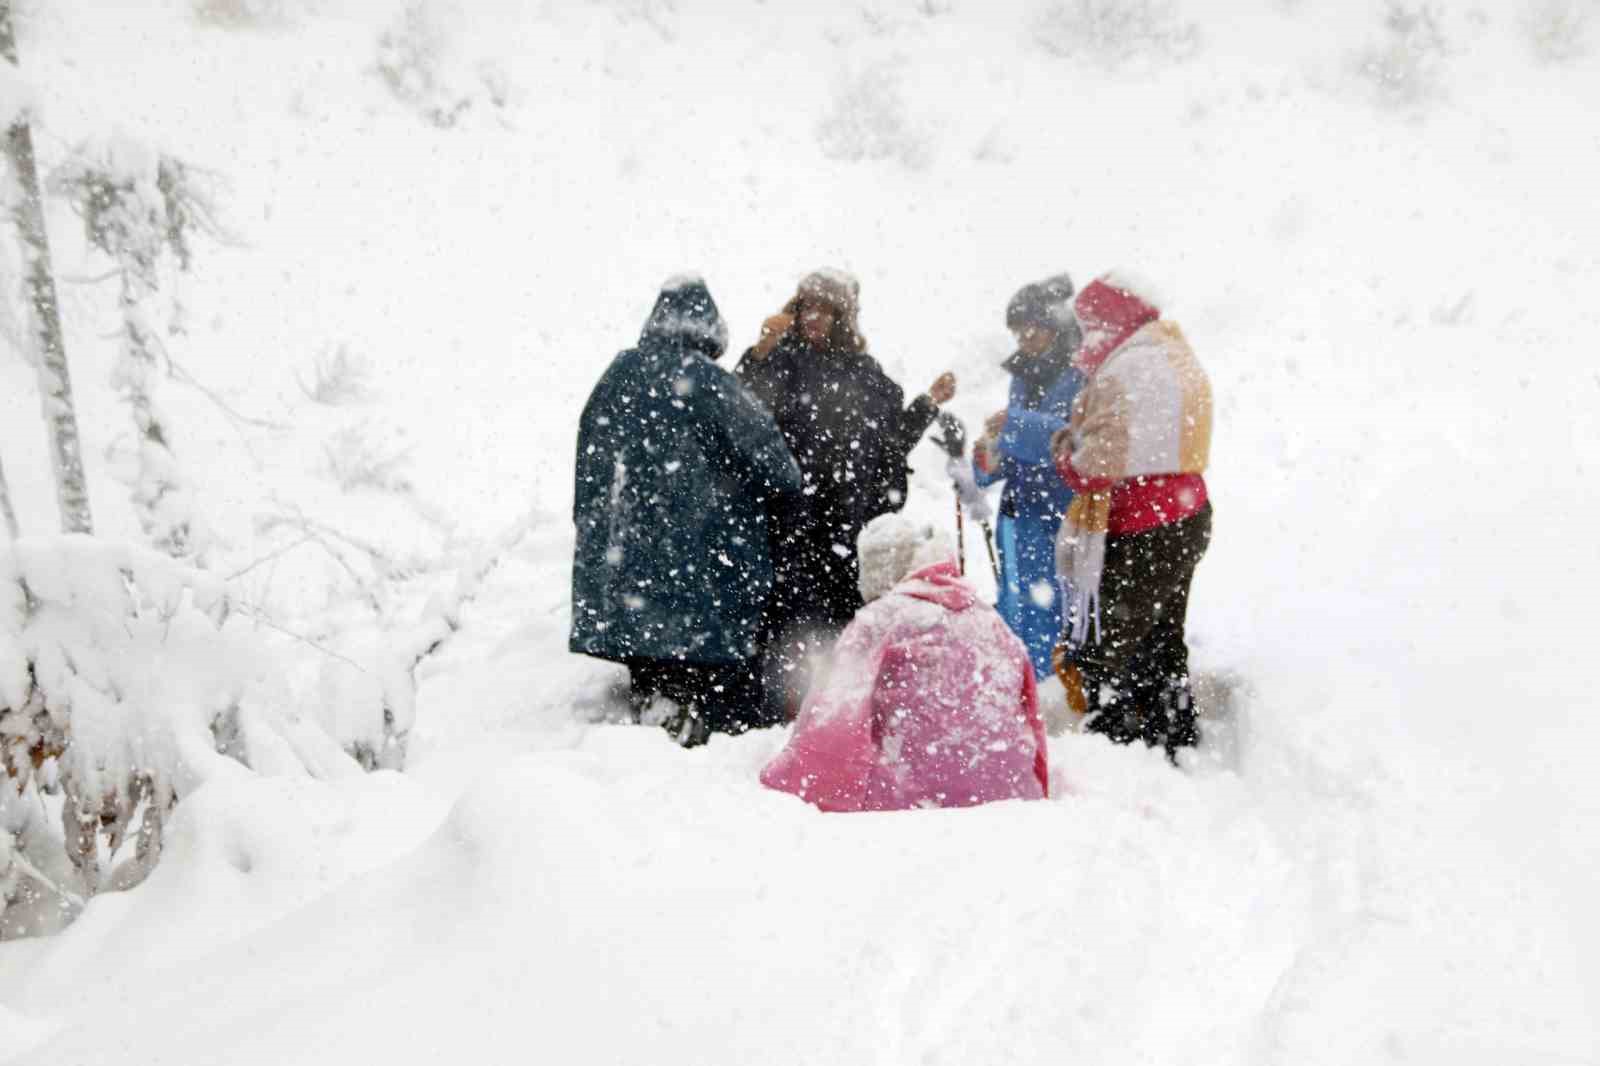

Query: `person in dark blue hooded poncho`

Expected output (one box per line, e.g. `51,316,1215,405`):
570,276,803,745
973,274,1085,679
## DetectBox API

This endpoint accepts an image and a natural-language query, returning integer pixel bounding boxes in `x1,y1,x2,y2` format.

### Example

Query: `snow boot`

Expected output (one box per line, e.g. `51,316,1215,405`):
662,701,710,749
1157,676,1199,760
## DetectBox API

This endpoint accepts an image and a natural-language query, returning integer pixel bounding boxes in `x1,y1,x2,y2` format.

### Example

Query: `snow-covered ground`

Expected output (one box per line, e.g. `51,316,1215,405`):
2,0,1598,1062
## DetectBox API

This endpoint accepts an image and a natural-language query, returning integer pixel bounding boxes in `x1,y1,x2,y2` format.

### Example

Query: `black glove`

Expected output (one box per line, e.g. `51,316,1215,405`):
935,412,967,459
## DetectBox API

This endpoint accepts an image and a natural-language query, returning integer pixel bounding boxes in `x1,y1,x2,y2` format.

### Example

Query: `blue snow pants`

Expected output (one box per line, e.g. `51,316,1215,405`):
994,510,1066,680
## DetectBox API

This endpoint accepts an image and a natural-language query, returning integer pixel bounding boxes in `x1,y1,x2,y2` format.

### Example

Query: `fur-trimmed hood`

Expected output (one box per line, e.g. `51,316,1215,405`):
783,269,867,354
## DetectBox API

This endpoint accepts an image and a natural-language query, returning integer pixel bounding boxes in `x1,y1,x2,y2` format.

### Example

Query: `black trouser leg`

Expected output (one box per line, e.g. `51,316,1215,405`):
1074,504,1211,757
1159,505,1210,755
1075,530,1171,747
759,525,859,727
692,661,766,736
627,661,664,723
629,659,767,745
758,618,845,725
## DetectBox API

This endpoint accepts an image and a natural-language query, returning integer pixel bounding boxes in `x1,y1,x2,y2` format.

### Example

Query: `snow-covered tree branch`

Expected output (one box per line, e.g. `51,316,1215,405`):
0,536,361,910
0,451,17,541
52,141,223,563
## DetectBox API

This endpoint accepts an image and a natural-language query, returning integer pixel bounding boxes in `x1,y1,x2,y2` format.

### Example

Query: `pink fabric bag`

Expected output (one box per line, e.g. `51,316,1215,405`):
760,561,1049,812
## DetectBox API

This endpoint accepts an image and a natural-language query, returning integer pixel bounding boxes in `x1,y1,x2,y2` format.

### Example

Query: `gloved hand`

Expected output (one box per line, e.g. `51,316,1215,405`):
1050,425,1074,462
752,313,793,358
974,434,999,474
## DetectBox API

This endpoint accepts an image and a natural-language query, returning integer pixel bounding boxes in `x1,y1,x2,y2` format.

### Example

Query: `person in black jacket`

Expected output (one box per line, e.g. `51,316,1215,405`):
735,269,956,718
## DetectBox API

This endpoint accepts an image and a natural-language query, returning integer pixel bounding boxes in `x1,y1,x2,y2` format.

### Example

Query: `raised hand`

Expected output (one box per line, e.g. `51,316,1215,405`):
1050,426,1073,461
753,313,794,358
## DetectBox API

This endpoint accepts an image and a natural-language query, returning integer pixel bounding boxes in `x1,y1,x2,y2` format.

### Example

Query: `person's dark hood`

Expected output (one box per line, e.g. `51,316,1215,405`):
1006,273,1078,334
640,275,729,359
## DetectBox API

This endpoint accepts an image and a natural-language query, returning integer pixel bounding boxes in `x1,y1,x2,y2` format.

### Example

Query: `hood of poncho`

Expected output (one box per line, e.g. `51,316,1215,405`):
894,560,977,612
640,275,729,359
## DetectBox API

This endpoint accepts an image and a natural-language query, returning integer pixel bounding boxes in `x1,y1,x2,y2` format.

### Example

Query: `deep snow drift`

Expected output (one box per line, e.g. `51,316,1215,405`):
2,0,1598,1063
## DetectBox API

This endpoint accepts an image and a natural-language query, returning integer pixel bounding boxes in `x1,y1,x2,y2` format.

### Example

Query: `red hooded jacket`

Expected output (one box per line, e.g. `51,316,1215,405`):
760,561,1049,812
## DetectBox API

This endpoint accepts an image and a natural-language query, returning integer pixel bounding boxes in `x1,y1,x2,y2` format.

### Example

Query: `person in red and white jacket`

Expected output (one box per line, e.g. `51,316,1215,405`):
1049,274,1213,759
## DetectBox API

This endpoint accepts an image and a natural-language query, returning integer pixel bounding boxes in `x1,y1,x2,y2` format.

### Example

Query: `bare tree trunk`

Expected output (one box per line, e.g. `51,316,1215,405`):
1,4,93,535
0,450,18,541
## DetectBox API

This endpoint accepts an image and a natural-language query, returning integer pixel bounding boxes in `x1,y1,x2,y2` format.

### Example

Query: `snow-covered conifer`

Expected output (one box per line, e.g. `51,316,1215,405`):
51,141,223,562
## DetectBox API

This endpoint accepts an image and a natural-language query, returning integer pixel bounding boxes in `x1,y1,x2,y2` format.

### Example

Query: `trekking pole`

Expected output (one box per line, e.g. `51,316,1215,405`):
953,493,967,575
980,515,999,579
934,413,999,584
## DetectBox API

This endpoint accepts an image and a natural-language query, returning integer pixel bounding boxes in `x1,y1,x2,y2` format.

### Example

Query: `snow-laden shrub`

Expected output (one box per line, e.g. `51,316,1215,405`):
309,631,413,773
1354,2,1449,110
604,0,678,40
0,536,360,902
374,2,510,129
192,0,301,30
816,64,932,169
296,512,542,771
1523,0,1592,64
1,761,87,939
323,423,414,494
299,343,373,406
375,3,460,127
1032,0,1200,69
972,125,1018,163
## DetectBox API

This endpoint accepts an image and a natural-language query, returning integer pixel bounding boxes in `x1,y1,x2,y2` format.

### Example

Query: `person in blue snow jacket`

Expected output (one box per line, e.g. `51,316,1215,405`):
972,275,1085,679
